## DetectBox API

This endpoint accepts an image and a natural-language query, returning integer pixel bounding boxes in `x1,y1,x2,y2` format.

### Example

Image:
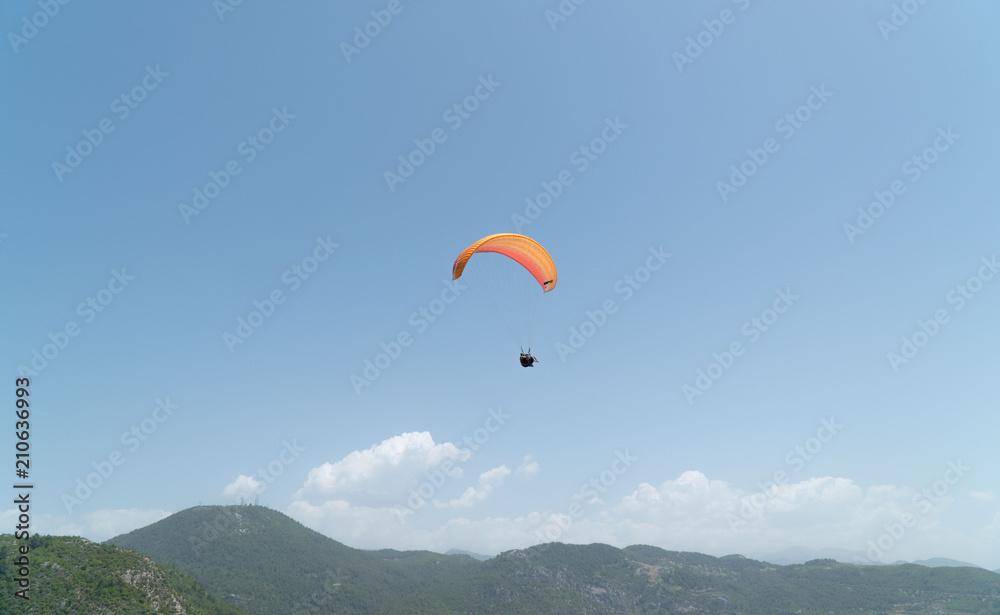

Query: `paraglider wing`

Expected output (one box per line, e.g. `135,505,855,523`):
452,234,557,292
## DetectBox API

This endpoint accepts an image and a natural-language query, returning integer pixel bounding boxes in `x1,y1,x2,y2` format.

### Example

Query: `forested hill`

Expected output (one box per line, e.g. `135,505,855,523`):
104,504,1000,615
106,504,474,614
0,533,253,614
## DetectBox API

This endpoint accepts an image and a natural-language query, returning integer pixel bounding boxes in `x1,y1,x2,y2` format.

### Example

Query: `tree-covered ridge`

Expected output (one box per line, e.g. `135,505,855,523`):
0,533,253,614
453,544,1000,615
105,505,1000,615
107,504,480,614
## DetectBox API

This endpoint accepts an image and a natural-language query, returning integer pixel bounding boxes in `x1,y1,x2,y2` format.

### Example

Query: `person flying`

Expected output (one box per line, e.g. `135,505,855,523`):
519,352,539,367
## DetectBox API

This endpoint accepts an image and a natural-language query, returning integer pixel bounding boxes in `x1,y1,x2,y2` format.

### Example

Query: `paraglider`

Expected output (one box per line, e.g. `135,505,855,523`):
452,233,556,365
452,233,557,292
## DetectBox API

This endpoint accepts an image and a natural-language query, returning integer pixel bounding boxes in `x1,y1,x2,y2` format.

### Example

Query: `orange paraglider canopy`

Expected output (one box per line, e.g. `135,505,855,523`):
452,234,557,292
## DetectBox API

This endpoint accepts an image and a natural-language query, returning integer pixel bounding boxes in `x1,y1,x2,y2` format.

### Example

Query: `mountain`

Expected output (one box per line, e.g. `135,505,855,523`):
444,548,493,561
0,534,253,615
754,545,867,566
758,547,988,570
108,505,1000,615
107,505,479,614
910,557,986,569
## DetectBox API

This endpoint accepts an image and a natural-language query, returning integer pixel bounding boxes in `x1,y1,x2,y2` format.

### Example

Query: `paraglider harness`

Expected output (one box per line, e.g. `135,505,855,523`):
519,350,538,367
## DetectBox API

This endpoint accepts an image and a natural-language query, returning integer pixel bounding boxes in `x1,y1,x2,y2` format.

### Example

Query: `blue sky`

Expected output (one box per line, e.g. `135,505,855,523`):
2,1,999,569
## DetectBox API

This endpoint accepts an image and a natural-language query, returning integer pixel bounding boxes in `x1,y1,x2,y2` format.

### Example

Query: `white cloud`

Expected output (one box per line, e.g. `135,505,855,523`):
282,435,997,568
0,508,173,542
284,467,1000,569
84,509,172,541
222,475,263,500
617,470,736,517
436,466,510,508
286,497,547,554
295,431,472,507
516,455,539,480
969,490,997,502
287,499,415,547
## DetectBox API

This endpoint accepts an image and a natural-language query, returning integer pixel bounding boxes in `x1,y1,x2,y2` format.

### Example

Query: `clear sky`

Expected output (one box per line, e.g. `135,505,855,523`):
2,1,999,569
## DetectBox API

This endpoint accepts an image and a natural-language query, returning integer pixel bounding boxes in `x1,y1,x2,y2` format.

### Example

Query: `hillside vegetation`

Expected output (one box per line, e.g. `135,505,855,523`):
108,505,473,614
106,505,1000,614
0,533,253,614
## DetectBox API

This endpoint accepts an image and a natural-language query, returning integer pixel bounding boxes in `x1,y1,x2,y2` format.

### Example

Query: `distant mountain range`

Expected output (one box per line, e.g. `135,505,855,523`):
904,557,991,569
4,506,998,613
101,505,1000,615
438,545,995,571
444,548,492,561
754,546,990,570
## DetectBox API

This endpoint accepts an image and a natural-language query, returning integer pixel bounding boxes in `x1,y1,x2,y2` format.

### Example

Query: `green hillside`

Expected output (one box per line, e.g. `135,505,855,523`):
106,505,478,614
107,505,1000,615
394,544,1000,615
0,534,253,614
